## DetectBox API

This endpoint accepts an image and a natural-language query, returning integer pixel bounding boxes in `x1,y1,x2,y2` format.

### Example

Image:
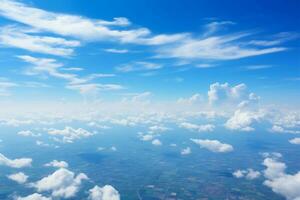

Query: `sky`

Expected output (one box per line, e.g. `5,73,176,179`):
0,0,299,112
1,1,300,200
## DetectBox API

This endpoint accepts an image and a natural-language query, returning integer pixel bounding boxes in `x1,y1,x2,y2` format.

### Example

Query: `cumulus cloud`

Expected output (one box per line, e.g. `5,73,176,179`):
32,168,88,199
208,82,248,105
148,125,170,134
152,139,162,146
88,185,120,200
16,193,52,200
179,122,215,132
47,126,94,143
7,172,28,184
225,109,264,131
44,160,69,168
233,169,261,180
18,130,41,137
181,147,191,155
289,138,300,145
138,134,154,141
177,93,203,104
191,139,233,153
0,153,32,168
270,125,300,134
262,156,300,200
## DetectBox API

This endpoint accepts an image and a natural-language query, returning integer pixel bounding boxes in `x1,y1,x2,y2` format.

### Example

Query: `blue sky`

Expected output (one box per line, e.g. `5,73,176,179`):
1,2,300,200
0,0,299,107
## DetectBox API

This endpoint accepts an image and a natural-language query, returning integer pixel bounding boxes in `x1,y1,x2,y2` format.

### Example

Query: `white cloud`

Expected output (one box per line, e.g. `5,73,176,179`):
233,169,260,180
17,55,122,95
225,109,264,131
262,156,300,200
203,21,235,36
181,147,191,155
88,185,120,200
47,126,94,143
289,138,300,145
244,65,273,70
152,139,162,146
0,0,186,45
104,48,129,54
139,134,154,141
0,153,32,168
44,160,69,168
110,146,117,151
32,168,88,199
191,139,233,153
148,125,170,133
157,33,286,60
16,193,52,200
270,125,300,134
7,172,28,184
177,93,202,104
179,122,215,132
18,130,41,137
208,82,248,105
0,25,80,56
116,61,163,72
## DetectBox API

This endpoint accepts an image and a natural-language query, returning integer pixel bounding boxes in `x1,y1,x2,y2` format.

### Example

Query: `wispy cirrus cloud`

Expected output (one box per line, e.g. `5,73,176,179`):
116,61,163,72
156,32,287,61
0,0,187,45
17,55,123,95
0,25,80,56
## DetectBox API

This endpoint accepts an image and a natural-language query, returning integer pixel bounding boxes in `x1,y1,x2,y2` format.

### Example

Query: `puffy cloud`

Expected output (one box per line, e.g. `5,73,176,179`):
0,153,32,168
44,160,69,168
47,126,94,143
191,139,233,153
262,156,300,200
148,125,170,134
139,134,154,141
152,139,162,146
179,122,215,132
110,146,117,151
263,157,286,179
18,130,41,137
289,138,300,145
233,169,260,180
16,193,52,200
32,168,88,199
270,125,300,134
88,185,120,200
225,109,264,131
181,147,191,155
208,82,248,105
7,172,28,184
177,93,203,104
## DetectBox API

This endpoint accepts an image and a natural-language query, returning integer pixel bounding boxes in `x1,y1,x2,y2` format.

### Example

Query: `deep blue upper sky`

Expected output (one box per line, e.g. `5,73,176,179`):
0,0,299,106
